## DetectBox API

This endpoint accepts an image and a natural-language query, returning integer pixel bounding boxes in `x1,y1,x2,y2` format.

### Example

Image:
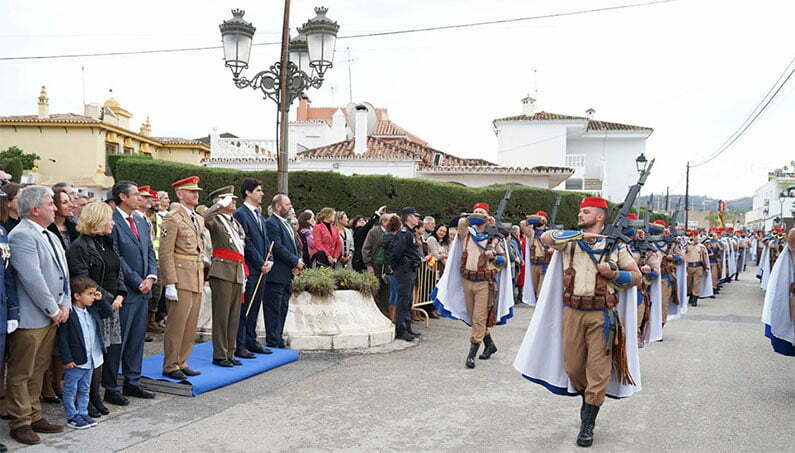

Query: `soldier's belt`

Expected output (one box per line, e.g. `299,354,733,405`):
174,253,202,262
687,262,703,268
563,293,617,310
530,256,551,264
460,268,497,281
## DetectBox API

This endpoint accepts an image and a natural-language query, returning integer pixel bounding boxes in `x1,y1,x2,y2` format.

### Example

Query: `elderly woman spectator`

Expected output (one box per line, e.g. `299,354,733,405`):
335,211,354,269
65,202,125,419
0,183,22,232
312,207,342,268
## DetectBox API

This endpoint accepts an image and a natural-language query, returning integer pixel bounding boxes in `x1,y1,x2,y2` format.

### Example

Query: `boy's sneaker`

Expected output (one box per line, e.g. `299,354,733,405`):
66,418,90,430
79,415,98,427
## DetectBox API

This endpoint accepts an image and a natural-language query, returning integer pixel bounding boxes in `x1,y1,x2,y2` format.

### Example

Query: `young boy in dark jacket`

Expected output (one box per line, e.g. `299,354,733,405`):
57,276,111,429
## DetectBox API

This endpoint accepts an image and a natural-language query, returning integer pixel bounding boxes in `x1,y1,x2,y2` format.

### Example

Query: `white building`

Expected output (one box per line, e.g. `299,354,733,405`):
205,98,573,189
745,162,795,231
492,97,653,201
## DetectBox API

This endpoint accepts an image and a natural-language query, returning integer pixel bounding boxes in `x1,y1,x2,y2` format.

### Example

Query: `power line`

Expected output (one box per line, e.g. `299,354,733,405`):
0,0,677,62
691,56,795,168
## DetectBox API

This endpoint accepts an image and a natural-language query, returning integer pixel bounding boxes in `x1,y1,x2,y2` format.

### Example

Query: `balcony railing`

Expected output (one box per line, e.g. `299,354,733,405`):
565,153,586,168
212,138,277,159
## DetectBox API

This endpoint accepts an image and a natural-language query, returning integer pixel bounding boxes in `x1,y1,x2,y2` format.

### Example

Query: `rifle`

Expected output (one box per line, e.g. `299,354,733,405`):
487,186,513,239
599,158,655,262
549,195,563,229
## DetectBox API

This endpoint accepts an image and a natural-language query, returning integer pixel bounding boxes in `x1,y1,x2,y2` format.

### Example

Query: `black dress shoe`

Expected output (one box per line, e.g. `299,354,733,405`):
41,395,61,404
144,335,154,343
181,367,202,377
396,331,415,342
88,404,102,418
407,329,422,337
103,391,130,406
230,358,243,366
212,359,234,367
235,348,256,359
249,344,273,354
164,369,187,380
123,385,155,399
0,441,7,452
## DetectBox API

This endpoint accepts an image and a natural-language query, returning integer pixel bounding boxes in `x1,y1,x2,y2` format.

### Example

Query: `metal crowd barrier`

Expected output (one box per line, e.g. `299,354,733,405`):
412,261,439,328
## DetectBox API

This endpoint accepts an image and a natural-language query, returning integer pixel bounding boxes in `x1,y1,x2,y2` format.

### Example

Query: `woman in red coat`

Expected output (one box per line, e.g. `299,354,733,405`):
311,207,343,267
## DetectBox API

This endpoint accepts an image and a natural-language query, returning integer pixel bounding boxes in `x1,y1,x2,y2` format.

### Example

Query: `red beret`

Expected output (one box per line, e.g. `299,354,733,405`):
580,196,608,209
473,202,490,212
535,211,548,217
652,219,666,227
626,213,638,220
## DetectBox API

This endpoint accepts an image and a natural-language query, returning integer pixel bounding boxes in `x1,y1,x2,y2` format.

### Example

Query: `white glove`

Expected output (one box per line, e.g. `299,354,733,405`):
7,319,18,334
219,195,234,208
165,284,178,301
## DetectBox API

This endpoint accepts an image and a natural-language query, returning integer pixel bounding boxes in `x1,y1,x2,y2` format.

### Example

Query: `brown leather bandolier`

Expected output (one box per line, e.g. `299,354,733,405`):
460,237,499,327
561,244,634,385
637,255,652,336
529,238,553,264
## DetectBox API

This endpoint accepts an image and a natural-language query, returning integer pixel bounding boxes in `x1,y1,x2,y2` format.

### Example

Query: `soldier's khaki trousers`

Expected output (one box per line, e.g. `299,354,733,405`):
687,267,703,297
562,307,611,406
530,263,545,299
462,279,490,344
209,278,243,361
710,263,719,288
661,278,673,325
163,289,202,373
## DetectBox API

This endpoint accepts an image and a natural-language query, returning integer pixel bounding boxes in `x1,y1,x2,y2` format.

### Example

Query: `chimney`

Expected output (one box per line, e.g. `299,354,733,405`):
139,116,152,136
353,105,368,155
521,95,536,116
84,103,101,119
37,86,49,119
297,96,310,121
585,108,596,119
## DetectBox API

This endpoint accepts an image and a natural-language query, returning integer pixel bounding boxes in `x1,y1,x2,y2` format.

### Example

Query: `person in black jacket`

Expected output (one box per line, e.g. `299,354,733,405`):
389,207,423,341
351,206,386,272
57,275,111,429
66,202,127,416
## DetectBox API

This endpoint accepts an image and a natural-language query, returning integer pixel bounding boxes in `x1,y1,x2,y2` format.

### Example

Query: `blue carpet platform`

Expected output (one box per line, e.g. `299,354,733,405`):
140,341,299,396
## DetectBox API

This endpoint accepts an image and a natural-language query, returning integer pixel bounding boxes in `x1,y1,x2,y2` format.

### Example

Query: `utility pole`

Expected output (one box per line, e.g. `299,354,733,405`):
347,46,353,103
277,0,292,194
665,186,669,212
684,161,690,229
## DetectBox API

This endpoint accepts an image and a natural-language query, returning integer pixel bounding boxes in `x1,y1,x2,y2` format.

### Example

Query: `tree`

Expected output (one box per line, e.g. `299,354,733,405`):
0,146,40,170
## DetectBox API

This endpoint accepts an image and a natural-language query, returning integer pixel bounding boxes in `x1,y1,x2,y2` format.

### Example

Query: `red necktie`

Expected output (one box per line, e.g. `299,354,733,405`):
127,216,140,240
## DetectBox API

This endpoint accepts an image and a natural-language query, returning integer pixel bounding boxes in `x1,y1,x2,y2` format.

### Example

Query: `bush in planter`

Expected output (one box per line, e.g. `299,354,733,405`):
292,267,380,297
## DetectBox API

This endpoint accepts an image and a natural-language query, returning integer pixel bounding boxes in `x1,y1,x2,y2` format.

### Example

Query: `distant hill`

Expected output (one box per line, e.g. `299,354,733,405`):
638,195,752,213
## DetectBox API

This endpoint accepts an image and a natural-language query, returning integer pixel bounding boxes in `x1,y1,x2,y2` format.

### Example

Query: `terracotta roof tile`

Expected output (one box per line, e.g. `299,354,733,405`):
493,111,652,132
151,137,208,146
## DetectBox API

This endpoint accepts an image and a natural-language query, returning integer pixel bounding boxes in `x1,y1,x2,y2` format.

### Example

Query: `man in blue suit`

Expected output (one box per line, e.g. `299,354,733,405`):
106,181,157,405
263,194,303,348
232,178,274,358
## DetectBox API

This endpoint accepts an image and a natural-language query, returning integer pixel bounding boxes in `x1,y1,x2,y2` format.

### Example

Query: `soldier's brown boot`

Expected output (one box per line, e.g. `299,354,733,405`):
30,418,63,433
10,426,40,445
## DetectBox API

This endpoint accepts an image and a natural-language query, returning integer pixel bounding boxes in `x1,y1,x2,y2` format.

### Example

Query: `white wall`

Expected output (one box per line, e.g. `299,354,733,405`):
421,173,552,188
495,122,569,167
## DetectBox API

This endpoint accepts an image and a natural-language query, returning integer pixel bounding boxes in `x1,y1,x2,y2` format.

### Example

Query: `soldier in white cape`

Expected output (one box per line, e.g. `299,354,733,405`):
513,196,642,448
760,227,794,356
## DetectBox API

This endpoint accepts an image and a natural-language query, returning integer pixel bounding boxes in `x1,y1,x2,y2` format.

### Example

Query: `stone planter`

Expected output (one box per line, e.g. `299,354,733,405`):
196,286,394,351
283,290,395,351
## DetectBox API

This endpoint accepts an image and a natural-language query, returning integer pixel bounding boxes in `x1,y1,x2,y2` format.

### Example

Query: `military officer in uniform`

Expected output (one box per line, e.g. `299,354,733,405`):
685,230,709,306
539,196,642,447
203,185,249,368
524,210,552,298
650,220,683,325
159,176,205,380
389,207,423,342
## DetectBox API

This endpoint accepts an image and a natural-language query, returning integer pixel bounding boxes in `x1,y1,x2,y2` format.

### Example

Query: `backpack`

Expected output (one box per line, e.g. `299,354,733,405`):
373,234,395,266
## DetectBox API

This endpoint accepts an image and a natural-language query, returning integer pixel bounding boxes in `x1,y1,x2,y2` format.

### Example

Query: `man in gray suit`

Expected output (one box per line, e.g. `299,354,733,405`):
6,185,71,445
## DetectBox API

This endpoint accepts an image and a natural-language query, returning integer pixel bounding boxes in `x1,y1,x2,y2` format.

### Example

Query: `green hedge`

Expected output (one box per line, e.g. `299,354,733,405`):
0,158,23,183
112,157,666,227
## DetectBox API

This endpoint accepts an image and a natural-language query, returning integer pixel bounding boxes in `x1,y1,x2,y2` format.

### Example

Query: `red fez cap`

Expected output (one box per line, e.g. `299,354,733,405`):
473,202,490,212
171,176,202,191
580,196,608,209
652,219,666,227
626,213,638,220
535,211,548,217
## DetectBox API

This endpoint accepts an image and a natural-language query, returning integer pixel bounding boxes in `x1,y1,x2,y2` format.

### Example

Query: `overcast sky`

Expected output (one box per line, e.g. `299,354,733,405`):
1,0,793,200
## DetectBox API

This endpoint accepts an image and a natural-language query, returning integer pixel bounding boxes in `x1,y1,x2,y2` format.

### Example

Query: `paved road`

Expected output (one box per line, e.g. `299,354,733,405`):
4,265,794,452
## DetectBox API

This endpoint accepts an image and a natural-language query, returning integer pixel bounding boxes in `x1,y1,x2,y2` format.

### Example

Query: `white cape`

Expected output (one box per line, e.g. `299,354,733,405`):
760,245,794,356
513,250,641,399
432,233,514,325
758,246,771,291
521,239,537,306
667,262,688,320
750,238,758,263
699,265,715,299
641,274,663,345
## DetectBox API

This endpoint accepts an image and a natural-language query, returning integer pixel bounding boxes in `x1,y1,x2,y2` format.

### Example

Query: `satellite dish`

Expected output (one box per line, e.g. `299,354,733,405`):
346,102,377,138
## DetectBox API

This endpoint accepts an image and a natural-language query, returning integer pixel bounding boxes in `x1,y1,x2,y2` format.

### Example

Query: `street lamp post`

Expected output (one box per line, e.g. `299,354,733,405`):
219,6,339,194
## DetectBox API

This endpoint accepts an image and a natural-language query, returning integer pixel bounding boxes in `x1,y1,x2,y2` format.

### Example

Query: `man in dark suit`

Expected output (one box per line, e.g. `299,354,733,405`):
263,194,304,348
106,181,157,405
232,178,274,358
